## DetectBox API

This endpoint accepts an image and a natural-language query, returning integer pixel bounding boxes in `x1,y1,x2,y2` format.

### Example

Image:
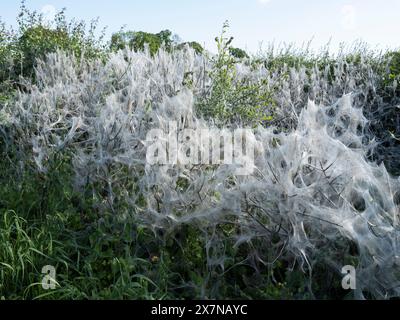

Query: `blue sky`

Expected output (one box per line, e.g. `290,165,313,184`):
1,0,399,53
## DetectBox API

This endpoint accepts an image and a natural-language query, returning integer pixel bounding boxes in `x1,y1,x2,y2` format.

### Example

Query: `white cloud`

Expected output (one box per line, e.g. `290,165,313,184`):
258,0,272,5
41,4,56,23
341,5,356,30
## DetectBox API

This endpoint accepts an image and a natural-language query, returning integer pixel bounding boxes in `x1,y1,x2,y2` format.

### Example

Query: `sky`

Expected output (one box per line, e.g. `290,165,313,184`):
0,0,399,54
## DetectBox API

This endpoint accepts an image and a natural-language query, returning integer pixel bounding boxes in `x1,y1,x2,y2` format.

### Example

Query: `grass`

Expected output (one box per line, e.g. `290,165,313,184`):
0,151,160,299
1,150,340,299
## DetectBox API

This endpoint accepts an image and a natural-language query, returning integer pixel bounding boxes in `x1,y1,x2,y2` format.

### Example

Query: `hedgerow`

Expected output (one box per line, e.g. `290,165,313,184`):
1,2,400,300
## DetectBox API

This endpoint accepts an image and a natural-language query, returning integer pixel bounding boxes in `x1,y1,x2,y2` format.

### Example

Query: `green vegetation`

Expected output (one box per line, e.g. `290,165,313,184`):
197,22,275,125
1,3,400,301
176,41,204,55
110,30,175,55
384,51,400,92
110,30,205,56
0,150,318,299
229,47,249,59
0,1,105,90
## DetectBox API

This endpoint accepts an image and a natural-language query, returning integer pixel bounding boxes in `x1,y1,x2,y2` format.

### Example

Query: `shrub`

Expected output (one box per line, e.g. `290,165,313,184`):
229,47,249,60
176,41,204,55
383,51,400,92
197,22,275,125
0,1,106,86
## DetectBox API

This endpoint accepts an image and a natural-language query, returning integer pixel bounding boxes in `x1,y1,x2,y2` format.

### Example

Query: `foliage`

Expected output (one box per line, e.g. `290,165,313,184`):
176,41,204,55
111,30,205,56
229,47,249,59
383,51,400,91
197,22,275,125
110,30,176,56
1,6,400,302
0,1,106,86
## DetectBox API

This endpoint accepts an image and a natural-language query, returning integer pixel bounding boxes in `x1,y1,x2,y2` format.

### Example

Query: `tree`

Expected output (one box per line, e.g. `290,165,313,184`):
229,47,249,59
176,41,204,55
1,2,104,83
110,30,175,56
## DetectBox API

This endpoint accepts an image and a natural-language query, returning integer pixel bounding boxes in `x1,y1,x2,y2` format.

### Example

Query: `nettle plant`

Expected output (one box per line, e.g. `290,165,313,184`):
2,30,400,299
